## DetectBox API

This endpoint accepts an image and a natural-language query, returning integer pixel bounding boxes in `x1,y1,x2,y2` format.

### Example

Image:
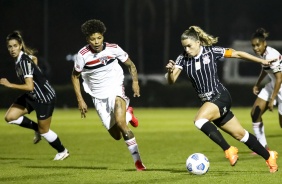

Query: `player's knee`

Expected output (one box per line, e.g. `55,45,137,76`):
194,119,209,129
110,132,122,140
251,106,261,122
108,125,122,140
5,114,17,123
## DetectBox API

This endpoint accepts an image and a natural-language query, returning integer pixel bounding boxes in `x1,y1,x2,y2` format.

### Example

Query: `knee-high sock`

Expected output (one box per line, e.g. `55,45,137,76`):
195,119,230,151
240,130,270,160
252,122,268,148
125,137,141,162
41,130,65,153
8,116,38,131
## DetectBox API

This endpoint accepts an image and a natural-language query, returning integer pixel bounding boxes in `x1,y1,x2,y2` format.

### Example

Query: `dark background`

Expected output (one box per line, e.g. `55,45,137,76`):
0,0,282,107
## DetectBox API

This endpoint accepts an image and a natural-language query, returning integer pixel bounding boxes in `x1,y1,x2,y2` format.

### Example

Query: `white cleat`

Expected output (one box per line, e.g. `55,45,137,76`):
53,149,70,160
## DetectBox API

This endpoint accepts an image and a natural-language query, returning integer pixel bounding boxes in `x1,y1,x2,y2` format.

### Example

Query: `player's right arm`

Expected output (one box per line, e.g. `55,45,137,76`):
71,69,88,118
72,53,88,118
165,60,181,84
253,69,267,95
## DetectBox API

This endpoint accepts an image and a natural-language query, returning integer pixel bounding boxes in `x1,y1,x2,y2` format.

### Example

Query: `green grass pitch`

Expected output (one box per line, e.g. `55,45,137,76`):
0,107,281,183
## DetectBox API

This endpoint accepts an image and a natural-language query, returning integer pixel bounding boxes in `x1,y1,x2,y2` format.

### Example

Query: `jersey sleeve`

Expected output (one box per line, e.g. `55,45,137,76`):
74,53,85,72
114,45,129,63
174,54,184,70
211,46,226,60
266,48,282,73
20,59,33,78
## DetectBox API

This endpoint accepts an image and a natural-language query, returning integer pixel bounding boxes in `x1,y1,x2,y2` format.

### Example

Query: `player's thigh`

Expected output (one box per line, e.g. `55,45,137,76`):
195,102,220,121
5,104,28,121
38,116,52,133
114,96,127,124
220,116,245,139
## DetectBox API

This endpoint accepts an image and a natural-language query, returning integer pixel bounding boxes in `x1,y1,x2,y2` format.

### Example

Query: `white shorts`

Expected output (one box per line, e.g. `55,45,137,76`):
92,86,130,130
258,82,282,114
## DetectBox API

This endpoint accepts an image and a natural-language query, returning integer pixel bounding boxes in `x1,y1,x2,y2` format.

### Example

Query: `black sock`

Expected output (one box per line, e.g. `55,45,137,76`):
19,116,39,131
200,121,230,151
49,137,65,153
244,133,270,160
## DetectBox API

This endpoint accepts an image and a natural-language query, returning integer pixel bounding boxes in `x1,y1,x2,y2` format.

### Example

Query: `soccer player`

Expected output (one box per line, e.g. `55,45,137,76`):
250,28,282,152
71,19,146,171
0,31,69,160
165,26,278,173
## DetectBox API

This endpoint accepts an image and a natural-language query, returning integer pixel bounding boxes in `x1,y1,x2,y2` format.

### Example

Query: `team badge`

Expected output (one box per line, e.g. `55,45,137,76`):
202,55,210,64
99,56,108,65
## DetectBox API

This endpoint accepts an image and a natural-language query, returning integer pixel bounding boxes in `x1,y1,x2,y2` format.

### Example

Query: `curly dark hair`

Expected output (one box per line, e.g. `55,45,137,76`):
81,19,106,37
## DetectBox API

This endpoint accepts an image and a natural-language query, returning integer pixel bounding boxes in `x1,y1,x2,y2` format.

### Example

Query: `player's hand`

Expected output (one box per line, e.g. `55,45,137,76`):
78,100,88,118
252,86,259,95
262,58,276,66
0,78,11,88
132,81,140,97
268,98,274,112
166,60,175,73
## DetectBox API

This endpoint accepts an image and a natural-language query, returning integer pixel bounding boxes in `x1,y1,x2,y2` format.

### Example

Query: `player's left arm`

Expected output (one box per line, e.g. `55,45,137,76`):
226,49,274,65
123,58,140,97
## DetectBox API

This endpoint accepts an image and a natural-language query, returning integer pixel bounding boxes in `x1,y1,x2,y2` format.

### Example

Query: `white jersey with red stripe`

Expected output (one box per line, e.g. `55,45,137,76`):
74,42,129,99
260,46,281,88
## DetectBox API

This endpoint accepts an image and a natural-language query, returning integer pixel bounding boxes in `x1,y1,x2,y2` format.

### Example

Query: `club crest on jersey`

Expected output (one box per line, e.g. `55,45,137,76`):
99,56,108,65
202,55,210,64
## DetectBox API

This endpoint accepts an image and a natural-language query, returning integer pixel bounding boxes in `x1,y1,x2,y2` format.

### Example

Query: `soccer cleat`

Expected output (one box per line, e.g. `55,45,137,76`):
135,160,146,171
53,149,70,160
266,151,278,173
33,131,41,144
225,146,239,166
127,106,139,127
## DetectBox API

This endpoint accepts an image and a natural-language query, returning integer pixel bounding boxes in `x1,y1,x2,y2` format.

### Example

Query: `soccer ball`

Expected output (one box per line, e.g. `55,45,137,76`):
186,153,210,175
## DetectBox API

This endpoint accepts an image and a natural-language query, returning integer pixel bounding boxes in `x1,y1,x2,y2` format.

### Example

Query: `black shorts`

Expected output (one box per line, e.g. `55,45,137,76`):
14,93,55,120
211,89,234,127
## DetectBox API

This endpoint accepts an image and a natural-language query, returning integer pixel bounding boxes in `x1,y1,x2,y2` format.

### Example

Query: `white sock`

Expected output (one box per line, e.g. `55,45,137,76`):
125,137,141,162
41,130,58,143
125,112,132,125
252,122,268,147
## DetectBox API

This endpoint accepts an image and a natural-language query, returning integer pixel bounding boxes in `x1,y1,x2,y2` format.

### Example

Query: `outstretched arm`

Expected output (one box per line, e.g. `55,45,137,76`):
71,68,88,118
231,49,274,65
123,58,140,97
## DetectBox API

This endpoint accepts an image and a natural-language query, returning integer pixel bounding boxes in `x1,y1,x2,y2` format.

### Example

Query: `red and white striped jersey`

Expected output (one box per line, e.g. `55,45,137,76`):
74,42,129,98
260,46,281,88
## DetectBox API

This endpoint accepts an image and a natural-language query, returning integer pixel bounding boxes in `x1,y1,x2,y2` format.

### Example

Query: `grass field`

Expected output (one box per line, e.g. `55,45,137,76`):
0,107,281,184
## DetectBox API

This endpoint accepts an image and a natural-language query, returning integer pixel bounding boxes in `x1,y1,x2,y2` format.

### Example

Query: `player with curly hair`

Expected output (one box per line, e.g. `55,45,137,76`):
71,19,146,171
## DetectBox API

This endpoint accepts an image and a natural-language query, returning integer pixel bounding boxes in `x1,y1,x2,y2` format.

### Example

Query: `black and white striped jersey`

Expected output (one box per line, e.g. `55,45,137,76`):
175,46,230,102
15,51,56,103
